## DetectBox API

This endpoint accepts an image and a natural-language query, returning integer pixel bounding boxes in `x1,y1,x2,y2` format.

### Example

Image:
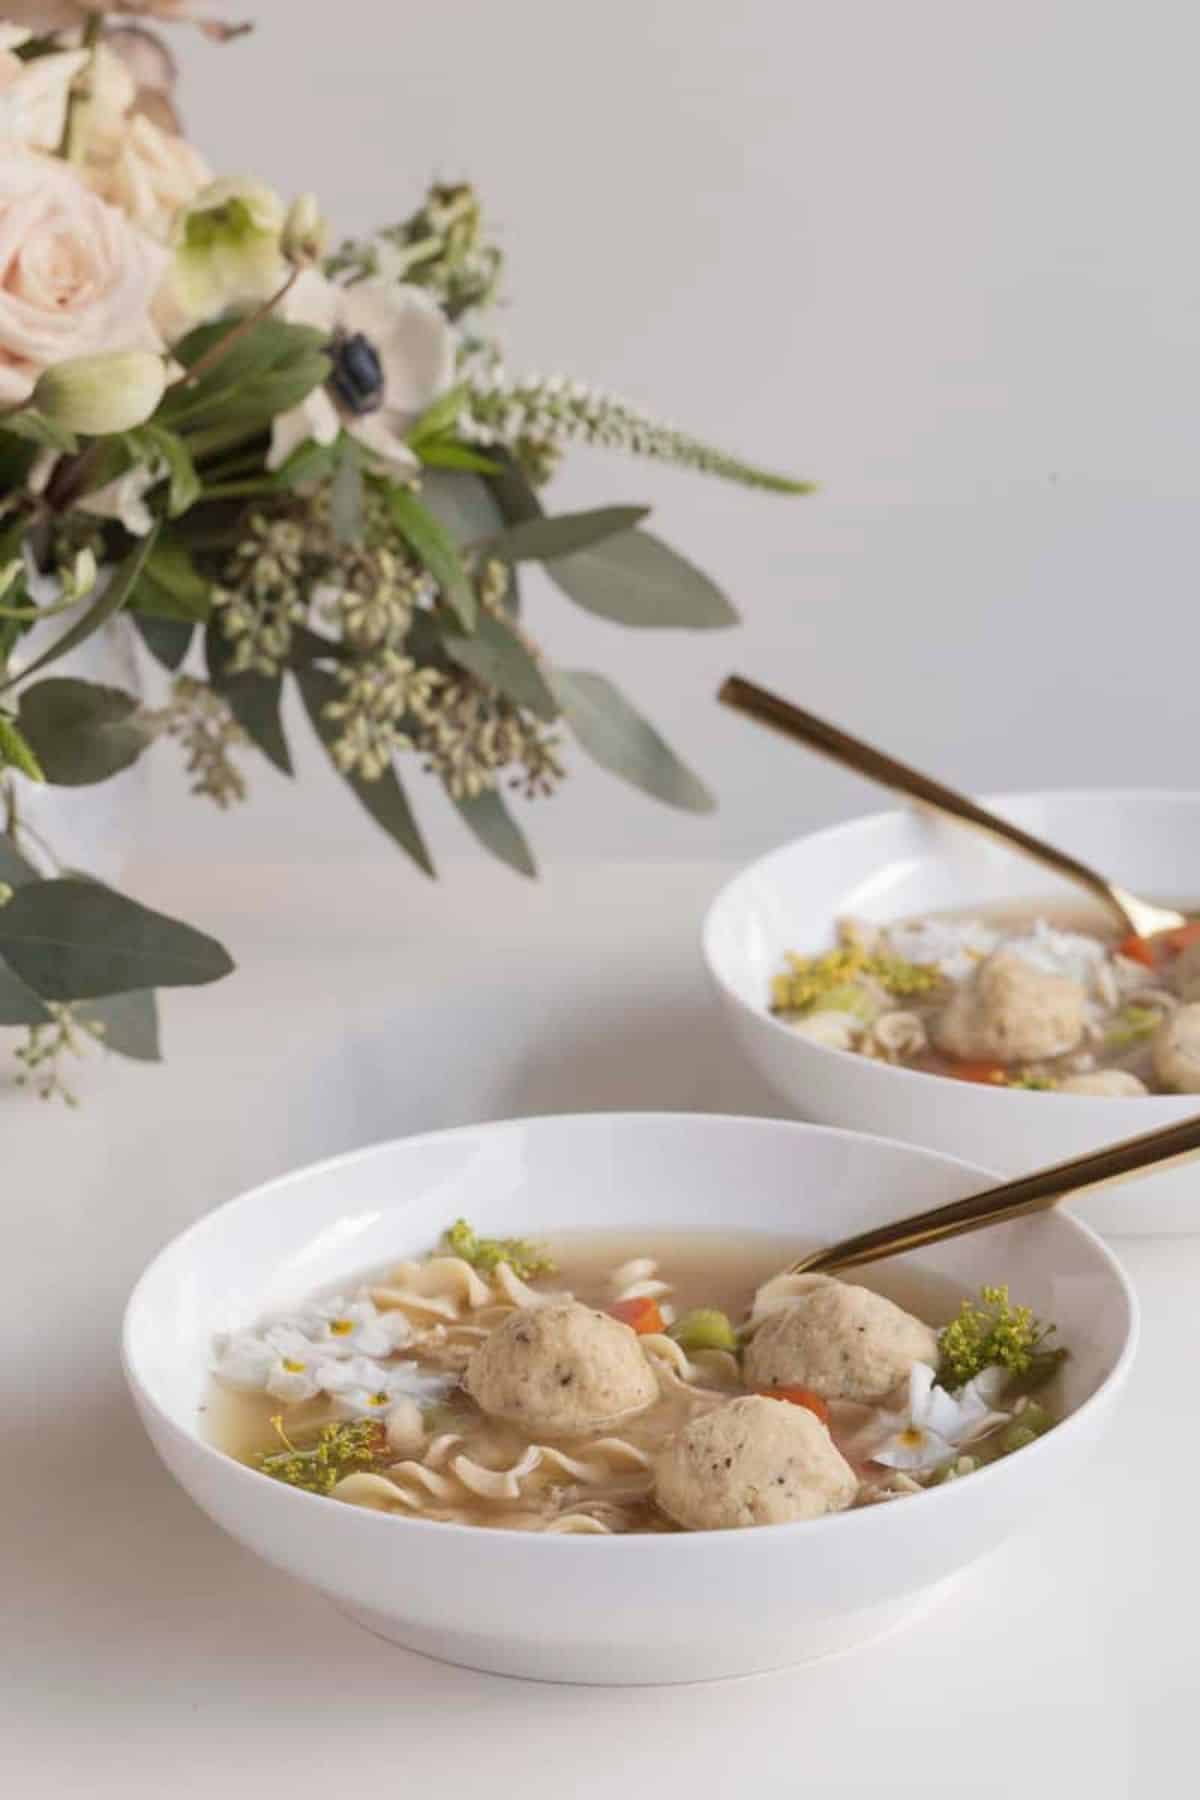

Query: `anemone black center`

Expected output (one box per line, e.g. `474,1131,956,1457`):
329,331,385,416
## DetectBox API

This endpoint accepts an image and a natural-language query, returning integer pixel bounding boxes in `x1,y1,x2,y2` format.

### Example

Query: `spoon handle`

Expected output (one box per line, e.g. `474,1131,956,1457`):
718,675,1133,934
792,1112,1200,1274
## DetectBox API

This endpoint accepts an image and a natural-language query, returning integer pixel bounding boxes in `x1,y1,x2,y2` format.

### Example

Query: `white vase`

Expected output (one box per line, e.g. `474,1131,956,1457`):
8,615,149,885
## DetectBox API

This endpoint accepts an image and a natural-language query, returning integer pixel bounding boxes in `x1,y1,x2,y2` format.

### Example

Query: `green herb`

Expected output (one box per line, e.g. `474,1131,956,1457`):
937,1284,1064,1389
257,1416,387,1496
1105,1005,1162,1051
1002,1069,1058,1091
770,945,941,1016
442,1217,555,1280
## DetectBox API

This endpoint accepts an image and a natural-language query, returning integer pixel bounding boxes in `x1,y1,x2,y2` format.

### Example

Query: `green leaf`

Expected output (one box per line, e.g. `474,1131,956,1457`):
385,485,476,630
133,613,193,671
544,527,738,629
0,959,50,1026
128,540,212,623
271,436,341,489
0,714,44,781
405,382,470,448
296,667,434,877
550,669,714,813
419,469,505,546
206,624,292,776
163,318,329,415
485,506,650,563
452,787,536,878
137,424,201,517
76,987,161,1062
17,678,151,786
330,438,364,544
3,410,77,453
0,527,159,694
442,611,558,722
486,451,544,527
0,877,234,1000
416,441,502,475
0,831,39,888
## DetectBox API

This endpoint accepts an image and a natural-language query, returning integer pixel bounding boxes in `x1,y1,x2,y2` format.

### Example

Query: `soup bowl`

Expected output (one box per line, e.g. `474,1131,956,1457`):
704,789,1200,1238
123,1112,1135,1685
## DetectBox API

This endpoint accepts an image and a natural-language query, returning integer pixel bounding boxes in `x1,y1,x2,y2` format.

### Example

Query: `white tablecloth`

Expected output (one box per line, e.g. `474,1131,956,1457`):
4,857,1195,1797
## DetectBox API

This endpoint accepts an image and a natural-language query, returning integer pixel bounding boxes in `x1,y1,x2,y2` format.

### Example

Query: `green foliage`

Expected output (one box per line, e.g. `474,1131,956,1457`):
384,485,476,630
543,528,739,630
74,988,161,1062
451,787,536,879
0,714,44,781
484,505,650,563
133,614,194,672
17,678,151,787
296,666,435,876
550,669,714,813
158,318,330,447
0,877,234,1001
2,411,78,454
938,1286,1064,1390
128,540,212,623
206,625,292,775
257,1417,388,1496
442,1217,555,1279
441,610,558,723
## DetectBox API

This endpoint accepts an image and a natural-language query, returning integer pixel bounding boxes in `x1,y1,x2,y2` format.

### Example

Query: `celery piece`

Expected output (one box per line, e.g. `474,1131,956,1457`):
668,1307,739,1353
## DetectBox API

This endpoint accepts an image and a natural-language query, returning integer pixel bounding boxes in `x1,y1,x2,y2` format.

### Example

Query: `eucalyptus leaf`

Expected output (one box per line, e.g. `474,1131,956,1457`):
129,541,212,623
0,831,38,887
385,485,476,631
452,787,536,878
0,960,50,1026
550,669,714,813
486,452,544,527
134,614,193,671
206,624,292,775
485,505,650,563
0,877,234,1000
419,468,505,546
331,440,364,544
544,527,738,629
76,987,161,1062
272,437,341,489
0,528,159,694
297,667,434,876
17,678,151,786
442,611,558,722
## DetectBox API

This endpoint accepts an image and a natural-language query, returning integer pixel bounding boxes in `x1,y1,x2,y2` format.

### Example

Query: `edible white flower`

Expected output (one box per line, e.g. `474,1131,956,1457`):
268,267,455,474
294,1295,394,1360
867,1362,1010,1474
212,1325,332,1403
320,1354,454,1417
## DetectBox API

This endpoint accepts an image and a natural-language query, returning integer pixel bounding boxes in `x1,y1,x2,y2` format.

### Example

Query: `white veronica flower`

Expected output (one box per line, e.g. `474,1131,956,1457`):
294,1296,394,1360
320,1354,454,1417
868,1362,1010,1474
268,267,455,474
212,1325,333,1403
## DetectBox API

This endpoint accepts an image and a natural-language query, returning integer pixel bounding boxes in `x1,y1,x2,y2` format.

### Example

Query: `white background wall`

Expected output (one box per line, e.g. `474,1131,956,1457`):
152,0,1200,871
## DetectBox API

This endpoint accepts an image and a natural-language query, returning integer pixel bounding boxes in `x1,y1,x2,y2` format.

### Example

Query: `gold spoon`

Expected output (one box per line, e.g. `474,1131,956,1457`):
792,1111,1200,1274
718,675,1185,940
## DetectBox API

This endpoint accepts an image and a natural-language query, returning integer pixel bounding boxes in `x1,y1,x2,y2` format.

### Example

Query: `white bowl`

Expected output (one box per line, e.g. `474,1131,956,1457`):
705,789,1200,1237
123,1112,1135,1685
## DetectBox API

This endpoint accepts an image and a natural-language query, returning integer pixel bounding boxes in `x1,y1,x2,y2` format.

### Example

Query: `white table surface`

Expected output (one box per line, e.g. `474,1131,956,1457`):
3,855,1196,1798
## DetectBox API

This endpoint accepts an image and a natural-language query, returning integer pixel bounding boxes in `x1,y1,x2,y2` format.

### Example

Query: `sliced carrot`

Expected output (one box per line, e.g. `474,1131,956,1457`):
758,1386,831,1426
1116,933,1158,969
610,1296,664,1335
1161,921,1200,957
949,1060,1008,1086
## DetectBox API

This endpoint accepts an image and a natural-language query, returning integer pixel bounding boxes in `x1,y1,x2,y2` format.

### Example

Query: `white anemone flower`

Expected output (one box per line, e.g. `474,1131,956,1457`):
268,267,456,474
212,1325,333,1403
294,1296,394,1360
320,1354,455,1418
868,1362,1010,1474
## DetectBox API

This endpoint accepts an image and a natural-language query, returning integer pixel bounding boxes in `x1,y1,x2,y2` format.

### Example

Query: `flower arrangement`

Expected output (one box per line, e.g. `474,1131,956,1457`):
0,2,810,1097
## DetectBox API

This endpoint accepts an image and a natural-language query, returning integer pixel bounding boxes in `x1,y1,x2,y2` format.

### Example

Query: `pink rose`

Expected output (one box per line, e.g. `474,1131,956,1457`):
0,149,166,406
